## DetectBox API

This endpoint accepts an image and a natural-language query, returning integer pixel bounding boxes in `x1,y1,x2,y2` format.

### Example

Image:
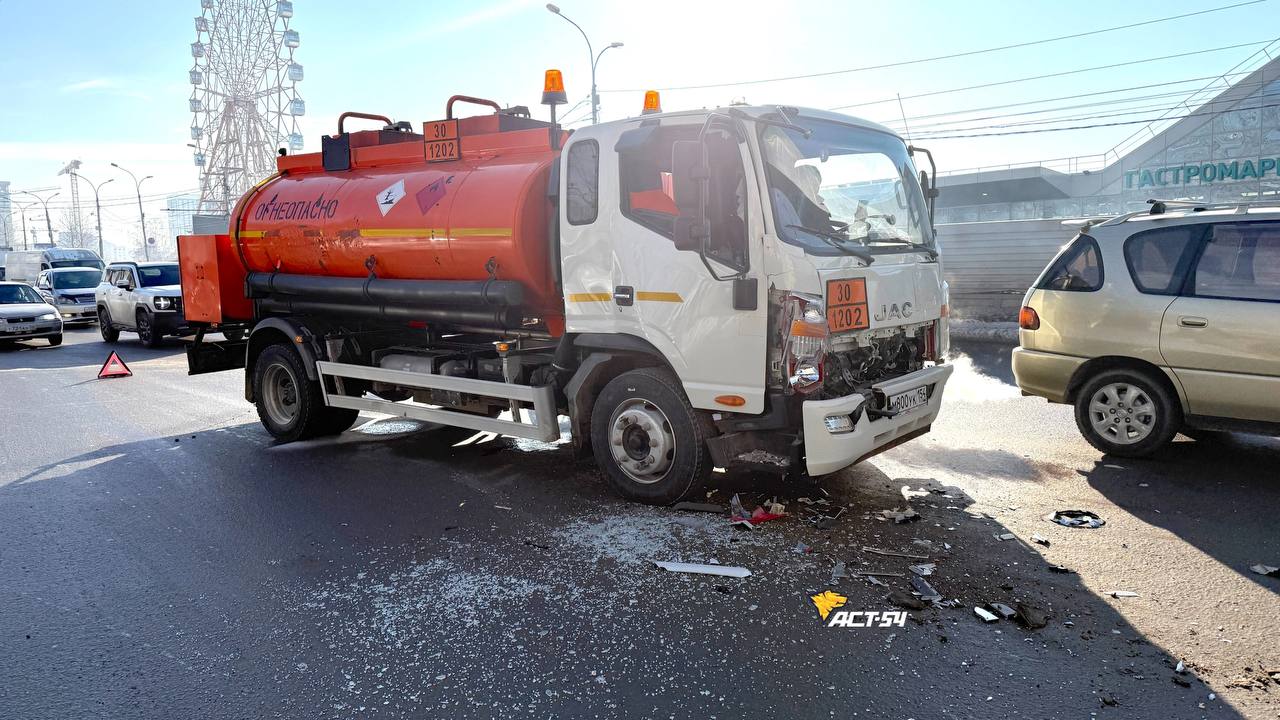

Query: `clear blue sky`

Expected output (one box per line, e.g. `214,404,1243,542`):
1,0,1276,246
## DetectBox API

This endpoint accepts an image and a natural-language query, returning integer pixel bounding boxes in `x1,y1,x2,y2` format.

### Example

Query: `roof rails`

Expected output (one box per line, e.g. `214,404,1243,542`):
1145,198,1278,215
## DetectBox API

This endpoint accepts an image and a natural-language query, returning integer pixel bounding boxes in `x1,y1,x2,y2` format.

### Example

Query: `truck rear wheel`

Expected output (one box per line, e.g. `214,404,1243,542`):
590,367,713,505
253,343,358,442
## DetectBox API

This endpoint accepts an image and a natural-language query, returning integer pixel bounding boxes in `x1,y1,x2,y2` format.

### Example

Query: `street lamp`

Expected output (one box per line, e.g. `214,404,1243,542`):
76,174,114,258
18,190,59,246
545,4,622,125
12,200,35,251
111,162,153,260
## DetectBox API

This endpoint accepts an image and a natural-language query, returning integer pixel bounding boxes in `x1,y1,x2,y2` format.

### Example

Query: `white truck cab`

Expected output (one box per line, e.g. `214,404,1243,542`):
558,105,952,483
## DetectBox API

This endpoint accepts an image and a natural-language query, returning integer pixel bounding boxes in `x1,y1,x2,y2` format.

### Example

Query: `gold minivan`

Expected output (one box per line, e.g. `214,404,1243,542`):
1013,202,1280,456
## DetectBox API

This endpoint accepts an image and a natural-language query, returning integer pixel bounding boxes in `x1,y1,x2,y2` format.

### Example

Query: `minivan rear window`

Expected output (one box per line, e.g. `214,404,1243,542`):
1037,235,1103,292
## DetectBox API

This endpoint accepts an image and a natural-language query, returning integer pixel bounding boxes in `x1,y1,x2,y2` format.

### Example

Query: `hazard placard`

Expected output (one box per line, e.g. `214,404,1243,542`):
98,352,132,379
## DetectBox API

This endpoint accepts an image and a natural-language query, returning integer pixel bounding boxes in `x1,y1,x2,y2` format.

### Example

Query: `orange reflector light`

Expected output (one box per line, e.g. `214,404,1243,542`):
542,69,567,105
495,342,511,353
642,90,662,115
715,395,746,407
1019,306,1040,330
790,319,829,339
940,303,950,318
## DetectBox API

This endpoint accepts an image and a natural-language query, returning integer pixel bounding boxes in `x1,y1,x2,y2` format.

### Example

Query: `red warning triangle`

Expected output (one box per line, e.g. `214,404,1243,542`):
98,351,133,379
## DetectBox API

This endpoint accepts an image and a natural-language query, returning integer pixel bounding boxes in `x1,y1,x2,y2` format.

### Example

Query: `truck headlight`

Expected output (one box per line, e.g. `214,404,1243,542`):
154,296,173,310
38,312,58,321
778,292,828,394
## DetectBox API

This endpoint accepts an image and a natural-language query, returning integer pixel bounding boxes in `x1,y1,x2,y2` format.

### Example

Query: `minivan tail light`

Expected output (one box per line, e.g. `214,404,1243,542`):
1019,306,1040,330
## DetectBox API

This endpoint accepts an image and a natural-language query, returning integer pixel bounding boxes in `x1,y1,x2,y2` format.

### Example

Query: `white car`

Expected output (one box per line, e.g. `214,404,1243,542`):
0,281,63,346
95,262,190,348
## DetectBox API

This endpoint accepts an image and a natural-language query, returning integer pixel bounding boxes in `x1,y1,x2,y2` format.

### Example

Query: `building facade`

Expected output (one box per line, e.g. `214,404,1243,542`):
934,53,1280,320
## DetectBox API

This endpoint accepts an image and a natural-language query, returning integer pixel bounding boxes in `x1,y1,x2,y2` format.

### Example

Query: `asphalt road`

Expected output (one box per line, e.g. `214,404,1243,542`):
1,328,1277,719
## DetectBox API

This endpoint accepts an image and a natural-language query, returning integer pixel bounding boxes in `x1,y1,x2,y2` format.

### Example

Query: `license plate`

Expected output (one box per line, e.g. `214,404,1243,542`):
826,278,869,333
10,324,34,333
887,386,929,414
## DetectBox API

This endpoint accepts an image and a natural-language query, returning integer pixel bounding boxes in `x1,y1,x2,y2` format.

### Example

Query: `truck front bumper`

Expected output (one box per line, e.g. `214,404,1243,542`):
802,363,953,476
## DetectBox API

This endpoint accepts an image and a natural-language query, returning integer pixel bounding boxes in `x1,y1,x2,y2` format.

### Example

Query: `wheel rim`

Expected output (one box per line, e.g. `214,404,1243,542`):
262,362,300,427
1088,382,1157,445
608,398,676,484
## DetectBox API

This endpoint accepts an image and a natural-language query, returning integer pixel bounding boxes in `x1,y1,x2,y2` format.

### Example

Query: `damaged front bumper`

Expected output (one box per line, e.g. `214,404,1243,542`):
802,363,953,476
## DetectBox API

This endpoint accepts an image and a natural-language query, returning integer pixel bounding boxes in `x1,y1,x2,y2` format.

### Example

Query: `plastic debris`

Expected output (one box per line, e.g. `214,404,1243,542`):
887,590,926,610
882,508,920,524
1175,661,1186,674
853,570,905,578
652,560,750,578
865,576,889,588
1108,590,1139,598
1047,509,1105,528
908,563,937,577
1031,534,1050,546
862,546,929,560
1250,564,1279,577
1014,602,1049,629
994,533,1016,541
729,494,785,529
901,485,931,501
911,575,941,602
988,602,1017,619
672,501,726,513
793,542,812,554
830,561,847,584
1048,564,1073,574
494,505,513,510
974,606,999,623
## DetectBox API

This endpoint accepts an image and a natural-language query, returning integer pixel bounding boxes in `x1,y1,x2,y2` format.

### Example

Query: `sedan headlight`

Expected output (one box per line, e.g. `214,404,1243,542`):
38,312,58,321
154,296,173,310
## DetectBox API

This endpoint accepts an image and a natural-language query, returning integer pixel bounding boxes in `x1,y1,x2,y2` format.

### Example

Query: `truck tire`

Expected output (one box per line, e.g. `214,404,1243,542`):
137,309,164,348
253,343,358,442
590,367,713,505
98,307,119,343
1074,368,1181,458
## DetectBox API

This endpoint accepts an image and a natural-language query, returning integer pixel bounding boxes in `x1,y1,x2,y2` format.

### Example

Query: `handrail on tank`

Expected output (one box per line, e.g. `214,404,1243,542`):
447,95,502,119
337,111,393,134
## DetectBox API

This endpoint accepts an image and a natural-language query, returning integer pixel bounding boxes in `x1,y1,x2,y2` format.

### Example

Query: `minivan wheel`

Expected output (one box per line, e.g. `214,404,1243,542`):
590,367,713,505
1074,369,1181,458
253,343,358,442
98,307,119,343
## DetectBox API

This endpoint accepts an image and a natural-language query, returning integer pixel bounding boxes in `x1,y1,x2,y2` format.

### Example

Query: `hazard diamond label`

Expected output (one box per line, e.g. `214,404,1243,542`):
376,179,406,217
98,351,132,379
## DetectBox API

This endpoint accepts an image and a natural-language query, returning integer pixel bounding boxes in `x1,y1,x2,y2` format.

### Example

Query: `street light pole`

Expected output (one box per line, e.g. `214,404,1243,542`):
76,175,114,258
18,190,59,245
12,201,34,251
546,4,622,125
111,163,153,261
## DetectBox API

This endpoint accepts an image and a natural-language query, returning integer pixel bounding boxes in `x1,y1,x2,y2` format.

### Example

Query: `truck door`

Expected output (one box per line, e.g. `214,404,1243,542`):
1160,221,1280,422
559,122,769,413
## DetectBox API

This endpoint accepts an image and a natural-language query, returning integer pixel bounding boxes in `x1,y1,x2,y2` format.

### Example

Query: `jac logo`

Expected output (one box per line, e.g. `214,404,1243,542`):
873,302,913,322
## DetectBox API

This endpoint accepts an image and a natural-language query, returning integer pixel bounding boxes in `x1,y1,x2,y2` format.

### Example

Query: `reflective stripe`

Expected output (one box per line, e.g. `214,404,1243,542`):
567,292,612,303
635,291,683,303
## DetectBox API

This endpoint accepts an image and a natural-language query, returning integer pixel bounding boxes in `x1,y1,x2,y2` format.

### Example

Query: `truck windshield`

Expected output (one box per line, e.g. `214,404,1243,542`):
760,117,932,257
138,265,180,287
52,270,102,289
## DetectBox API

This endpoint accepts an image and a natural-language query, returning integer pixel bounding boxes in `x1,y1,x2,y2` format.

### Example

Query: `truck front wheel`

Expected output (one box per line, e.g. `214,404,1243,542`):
253,343,358,442
590,367,713,505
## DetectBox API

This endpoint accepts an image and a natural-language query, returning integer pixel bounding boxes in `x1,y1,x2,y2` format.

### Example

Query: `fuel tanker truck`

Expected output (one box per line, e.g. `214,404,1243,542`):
178,74,953,504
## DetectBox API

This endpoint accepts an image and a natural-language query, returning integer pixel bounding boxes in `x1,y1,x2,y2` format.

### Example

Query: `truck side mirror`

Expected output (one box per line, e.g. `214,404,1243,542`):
671,139,709,253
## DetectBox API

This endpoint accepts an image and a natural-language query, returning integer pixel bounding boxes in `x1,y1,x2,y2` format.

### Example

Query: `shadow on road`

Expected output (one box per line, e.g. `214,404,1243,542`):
0,328,186,371
0,413,1253,718
1082,433,1280,594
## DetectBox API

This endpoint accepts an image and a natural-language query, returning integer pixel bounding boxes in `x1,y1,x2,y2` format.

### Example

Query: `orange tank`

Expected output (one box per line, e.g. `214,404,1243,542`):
231,105,566,332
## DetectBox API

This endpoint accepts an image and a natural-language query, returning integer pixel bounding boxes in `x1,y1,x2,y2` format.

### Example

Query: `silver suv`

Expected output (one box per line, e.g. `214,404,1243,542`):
95,262,189,347
1013,201,1280,456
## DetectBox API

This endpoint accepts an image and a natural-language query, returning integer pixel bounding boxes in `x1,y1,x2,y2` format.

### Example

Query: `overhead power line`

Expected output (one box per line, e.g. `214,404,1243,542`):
903,100,1280,139
828,39,1275,111
602,0,1266,92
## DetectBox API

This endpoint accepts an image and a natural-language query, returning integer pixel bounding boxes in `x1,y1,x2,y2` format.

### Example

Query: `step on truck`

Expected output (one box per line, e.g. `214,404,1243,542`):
178,73,953,504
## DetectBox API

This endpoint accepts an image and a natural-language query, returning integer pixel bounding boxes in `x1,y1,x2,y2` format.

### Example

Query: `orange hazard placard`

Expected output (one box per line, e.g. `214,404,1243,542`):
423,119,460,163
827,278,870,333
98,351,132,379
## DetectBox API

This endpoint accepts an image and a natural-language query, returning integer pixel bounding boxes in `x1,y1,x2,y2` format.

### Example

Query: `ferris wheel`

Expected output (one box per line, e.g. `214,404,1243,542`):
188,0,305,215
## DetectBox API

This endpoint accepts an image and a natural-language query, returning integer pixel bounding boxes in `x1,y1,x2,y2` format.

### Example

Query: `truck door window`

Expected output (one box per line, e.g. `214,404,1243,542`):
619,126,748,268
1193,222,1280,302
566,140,599,225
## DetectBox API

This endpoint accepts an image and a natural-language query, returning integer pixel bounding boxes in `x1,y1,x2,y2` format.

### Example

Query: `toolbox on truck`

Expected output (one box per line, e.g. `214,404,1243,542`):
177,234,253,324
